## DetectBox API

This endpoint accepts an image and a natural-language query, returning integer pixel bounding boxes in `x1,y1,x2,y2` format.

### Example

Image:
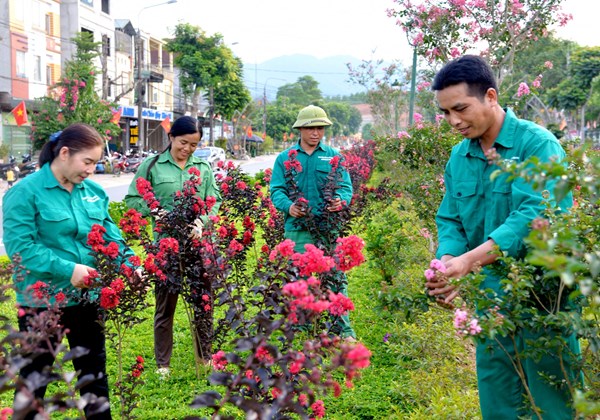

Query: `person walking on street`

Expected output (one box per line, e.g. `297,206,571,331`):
270,105,356,340
3,123,133,419
425,55,580,419
124,116,221,378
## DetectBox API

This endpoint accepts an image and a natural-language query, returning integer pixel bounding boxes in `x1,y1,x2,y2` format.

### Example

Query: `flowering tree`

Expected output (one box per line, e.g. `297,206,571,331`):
191,238,371,419
387,0,572,84
30,32,121,151
347,59,409,135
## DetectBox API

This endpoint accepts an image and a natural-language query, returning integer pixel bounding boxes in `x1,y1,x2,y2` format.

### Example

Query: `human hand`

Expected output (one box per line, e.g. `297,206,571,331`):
189,218,204,239
326,197,343,212
425,256,462,305
289,203,307,218
70,264,96,288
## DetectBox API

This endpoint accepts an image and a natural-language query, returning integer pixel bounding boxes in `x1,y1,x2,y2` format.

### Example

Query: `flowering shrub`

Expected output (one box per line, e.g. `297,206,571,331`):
84,223,150,415
0,258,109,418
376,120,461,233
30,33,121,150
113,356,145,420
190,237,371,419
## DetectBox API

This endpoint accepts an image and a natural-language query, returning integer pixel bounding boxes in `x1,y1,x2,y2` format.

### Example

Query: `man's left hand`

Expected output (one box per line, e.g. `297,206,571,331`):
327,198,343,212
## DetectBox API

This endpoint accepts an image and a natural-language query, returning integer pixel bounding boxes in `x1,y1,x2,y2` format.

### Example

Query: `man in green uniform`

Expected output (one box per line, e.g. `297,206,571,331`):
270,105,356,339
425,55,579,419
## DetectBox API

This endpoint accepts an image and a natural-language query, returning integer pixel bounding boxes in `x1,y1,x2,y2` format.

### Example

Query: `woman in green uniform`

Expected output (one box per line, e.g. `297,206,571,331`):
3,123,131,419
124,116,221,377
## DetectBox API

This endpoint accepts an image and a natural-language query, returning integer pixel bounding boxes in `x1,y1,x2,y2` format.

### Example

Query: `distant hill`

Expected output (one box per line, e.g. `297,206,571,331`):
242,54,367,100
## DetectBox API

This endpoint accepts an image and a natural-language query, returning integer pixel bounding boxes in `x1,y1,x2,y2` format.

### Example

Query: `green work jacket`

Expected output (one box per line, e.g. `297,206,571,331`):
3,163,132,307
270,141,353,233
436,108,572,261
124,151,222,223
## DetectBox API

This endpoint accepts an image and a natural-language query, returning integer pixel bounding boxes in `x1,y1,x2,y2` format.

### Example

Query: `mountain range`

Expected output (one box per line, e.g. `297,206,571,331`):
242,54,367,100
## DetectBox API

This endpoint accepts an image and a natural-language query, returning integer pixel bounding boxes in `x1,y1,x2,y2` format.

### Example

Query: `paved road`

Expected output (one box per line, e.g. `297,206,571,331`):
0,154,277,256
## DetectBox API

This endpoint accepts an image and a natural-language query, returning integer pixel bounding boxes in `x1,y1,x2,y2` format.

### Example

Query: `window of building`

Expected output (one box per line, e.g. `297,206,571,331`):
102,34,111,57
101,0,109,14
152,86,159,104
32,1,44,29
33,55,42,81
16,51,26,78
81,27,94,42
80,0,93,7
46,65,52,85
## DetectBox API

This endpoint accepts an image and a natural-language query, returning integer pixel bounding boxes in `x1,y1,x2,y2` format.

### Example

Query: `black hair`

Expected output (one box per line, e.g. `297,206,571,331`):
145,116,200,179
39,123,103,167
431,55,498,99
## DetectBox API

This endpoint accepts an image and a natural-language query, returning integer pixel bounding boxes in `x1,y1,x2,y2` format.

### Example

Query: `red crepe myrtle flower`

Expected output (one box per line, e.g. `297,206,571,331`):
100,287,119,309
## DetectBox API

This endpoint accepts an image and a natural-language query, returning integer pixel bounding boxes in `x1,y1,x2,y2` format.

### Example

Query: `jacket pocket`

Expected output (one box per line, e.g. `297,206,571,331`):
452,180,478,220
39,208,71,222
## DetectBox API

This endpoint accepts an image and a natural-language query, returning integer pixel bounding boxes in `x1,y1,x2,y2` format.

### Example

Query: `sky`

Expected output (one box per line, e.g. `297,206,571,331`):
115,0,600,66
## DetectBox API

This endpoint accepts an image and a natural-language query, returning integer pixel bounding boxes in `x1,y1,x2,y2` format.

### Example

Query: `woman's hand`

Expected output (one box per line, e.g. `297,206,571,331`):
70,264,96,288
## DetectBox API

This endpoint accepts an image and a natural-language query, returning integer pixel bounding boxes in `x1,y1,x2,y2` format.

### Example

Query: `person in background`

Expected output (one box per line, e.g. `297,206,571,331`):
124,116,221,378
270,105,356,340
6,166,16,189
3,123,130,419
426,55,579,419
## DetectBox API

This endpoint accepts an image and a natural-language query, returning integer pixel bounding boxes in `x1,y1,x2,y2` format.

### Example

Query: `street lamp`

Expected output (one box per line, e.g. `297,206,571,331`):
136,0,177,151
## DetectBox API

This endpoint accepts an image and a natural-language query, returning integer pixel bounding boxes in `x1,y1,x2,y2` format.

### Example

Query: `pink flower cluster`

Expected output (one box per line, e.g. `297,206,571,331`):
212,350,228,371
291,245,335,277
453,308,482,336
334,235,366,272
424,258,447,281
517,82,530,98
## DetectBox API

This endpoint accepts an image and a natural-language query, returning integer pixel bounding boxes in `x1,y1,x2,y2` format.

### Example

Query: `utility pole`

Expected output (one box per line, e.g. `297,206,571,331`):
408,47,417,126
136,33,145,151
262,84,267,138
135,0,178,152
209,86,215,146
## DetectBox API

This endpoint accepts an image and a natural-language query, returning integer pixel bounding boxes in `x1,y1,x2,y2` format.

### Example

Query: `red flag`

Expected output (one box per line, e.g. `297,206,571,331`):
160,116,171,134
11,101,28,126
246,126,253,138
110,108,122,124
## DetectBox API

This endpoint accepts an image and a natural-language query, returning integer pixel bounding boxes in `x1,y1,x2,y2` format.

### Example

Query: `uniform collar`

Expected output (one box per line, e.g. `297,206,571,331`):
457,108,517,158
40,162,85,191
293,140,325,154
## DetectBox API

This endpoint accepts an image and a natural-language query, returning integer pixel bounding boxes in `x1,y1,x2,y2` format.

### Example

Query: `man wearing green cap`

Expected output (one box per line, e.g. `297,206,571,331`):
270,105,356,340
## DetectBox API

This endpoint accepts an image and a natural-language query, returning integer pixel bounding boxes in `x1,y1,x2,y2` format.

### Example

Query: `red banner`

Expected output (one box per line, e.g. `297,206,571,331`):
11,101,28,126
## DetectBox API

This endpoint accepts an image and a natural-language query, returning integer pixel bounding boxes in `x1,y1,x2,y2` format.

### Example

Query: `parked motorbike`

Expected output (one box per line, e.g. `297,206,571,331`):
124,151,142,173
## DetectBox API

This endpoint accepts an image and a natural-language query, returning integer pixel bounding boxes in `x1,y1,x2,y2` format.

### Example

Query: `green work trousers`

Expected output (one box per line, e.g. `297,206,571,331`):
285,230,356,339
476,327,580,419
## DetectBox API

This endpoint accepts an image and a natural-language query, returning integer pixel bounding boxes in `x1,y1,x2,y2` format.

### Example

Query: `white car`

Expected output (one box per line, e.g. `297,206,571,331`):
193,146,226,168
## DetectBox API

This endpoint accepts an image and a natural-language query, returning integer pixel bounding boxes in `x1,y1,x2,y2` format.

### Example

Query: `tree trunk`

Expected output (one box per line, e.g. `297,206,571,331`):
191,88,201,121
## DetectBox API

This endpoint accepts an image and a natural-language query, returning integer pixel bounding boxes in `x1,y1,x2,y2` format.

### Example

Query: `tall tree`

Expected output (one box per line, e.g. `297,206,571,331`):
166,23,248,125
324,102,362,136
30,32,121,151
389,0,572,83
347,59,408,136
546,46,600,136
276,76,322,106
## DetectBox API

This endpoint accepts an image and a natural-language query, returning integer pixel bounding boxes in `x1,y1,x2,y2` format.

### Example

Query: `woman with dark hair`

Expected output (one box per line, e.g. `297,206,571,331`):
3,123,131,419
124,116,221,377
